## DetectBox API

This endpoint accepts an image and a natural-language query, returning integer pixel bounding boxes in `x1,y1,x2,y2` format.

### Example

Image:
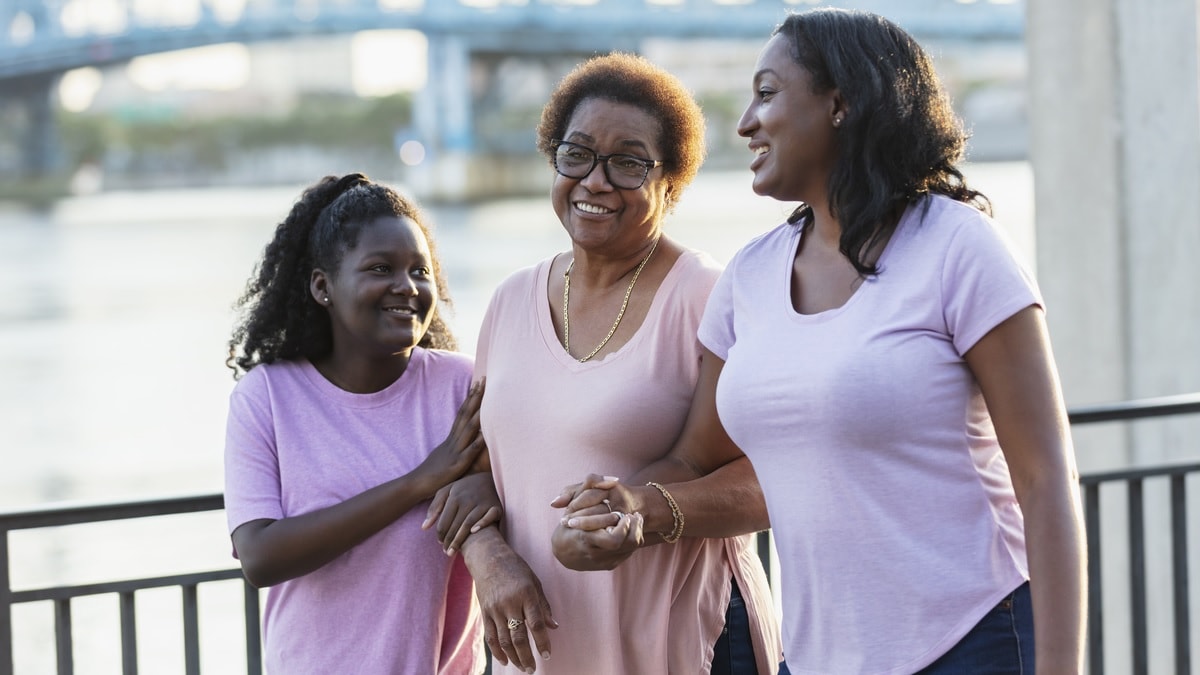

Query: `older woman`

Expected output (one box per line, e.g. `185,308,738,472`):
558,9,1086,675
447,53,781,674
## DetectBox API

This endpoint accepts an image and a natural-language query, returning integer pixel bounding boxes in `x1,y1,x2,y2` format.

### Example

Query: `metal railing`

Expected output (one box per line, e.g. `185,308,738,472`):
3,393,1199,675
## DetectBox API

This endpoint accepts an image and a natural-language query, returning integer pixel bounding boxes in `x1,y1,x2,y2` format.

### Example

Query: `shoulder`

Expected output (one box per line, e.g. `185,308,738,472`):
670,246,724,287
728,220,796,267
419,347,474,376
492,259,548,299
232,360,302,396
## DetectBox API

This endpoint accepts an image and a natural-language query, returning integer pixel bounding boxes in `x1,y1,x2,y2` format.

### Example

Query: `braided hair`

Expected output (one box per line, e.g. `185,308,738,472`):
778,9,991,276
227,173,456,378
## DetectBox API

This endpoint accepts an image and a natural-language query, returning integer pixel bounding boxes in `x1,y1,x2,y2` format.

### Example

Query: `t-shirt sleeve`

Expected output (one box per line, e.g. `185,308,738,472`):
941,215,1044,356
698,257,738,360
223,373,284,539
474,291,499,380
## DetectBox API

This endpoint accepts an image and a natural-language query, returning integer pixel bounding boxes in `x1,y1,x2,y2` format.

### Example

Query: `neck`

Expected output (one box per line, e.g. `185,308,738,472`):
567,237,662,288
312,349,412,394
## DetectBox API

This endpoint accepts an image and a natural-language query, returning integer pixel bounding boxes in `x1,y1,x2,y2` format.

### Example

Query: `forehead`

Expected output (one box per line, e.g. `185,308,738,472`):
350,215,429,257
755,34,799,78
563,98,662,153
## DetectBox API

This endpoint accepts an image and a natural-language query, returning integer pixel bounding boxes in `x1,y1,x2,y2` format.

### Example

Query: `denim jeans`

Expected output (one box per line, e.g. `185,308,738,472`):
776,582,1034,675
711,577,758,675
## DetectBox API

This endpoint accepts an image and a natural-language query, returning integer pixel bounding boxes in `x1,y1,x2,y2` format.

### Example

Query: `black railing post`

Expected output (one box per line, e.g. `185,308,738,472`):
243,580,261,675
54,598,73,675
119,591,137,675
1085,482,1104,675
1128,479,1147,675
1,530,12,675
183,584,200,675
1170,475,1191,675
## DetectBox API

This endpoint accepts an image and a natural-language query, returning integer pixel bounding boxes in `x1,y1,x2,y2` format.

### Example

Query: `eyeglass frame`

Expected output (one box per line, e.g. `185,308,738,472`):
549,139,665,190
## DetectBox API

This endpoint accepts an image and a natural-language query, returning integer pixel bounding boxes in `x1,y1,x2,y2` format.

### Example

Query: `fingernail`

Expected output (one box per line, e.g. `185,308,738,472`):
445,547,455,557
567,518,580,528
603,475,619,482
541,651,551,660
471,524,481,533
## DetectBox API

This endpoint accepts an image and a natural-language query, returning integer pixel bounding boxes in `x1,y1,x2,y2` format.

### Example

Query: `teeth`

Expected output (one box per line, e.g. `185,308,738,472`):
575,201,612,215
385,307,415,315
754,146,769,156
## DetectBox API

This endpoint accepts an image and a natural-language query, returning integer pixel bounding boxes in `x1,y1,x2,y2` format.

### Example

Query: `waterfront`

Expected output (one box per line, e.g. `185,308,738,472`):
0,163,1032,672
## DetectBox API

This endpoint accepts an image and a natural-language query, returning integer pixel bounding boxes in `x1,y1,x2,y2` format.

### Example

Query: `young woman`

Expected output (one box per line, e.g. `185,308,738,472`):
223,173,493,675
557,9,1086,674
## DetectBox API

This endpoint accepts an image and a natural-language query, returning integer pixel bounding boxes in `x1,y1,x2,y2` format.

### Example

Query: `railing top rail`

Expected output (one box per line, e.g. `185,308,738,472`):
0,492,222,531
1077,461,1200,485
1068,392,1200,424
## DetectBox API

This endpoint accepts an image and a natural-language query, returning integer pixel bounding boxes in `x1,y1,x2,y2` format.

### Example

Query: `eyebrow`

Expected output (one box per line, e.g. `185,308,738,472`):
563,132,651,154
753,67,780,84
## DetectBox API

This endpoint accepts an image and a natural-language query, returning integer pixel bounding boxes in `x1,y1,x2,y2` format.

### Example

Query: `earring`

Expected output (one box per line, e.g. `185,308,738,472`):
323,296,330,303
833,117,842,128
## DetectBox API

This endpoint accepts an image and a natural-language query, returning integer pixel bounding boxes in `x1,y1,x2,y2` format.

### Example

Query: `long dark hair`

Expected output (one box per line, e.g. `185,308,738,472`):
779,8,990,275
227,173,456,377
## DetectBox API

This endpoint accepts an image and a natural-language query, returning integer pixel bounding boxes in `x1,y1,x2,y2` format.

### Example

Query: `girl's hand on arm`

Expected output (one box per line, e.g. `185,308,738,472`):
460,527,557,673
422,471,503,556
965,305,1085,674
409,380,487,497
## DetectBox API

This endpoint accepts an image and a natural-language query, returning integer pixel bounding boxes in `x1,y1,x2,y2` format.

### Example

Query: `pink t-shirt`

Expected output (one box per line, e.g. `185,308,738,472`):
700,195,1041,674
477,249,782,674
224,348,484,675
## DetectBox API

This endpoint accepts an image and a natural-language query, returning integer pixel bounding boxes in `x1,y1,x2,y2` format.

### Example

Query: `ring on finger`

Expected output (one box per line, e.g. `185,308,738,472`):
507,617,524,630
602,498,613,513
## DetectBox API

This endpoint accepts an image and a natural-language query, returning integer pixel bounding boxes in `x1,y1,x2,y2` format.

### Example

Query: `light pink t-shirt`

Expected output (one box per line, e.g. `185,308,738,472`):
477,250,782,674
224,348,484,675
699,196,1041,674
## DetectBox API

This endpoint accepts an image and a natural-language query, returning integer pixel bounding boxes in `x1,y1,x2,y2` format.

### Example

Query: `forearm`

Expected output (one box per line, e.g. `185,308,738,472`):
235,472,433,587
1023,482,1086,673
629,455,768,541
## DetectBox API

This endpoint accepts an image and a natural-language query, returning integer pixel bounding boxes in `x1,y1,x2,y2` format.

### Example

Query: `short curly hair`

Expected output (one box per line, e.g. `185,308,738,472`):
227,173,456,378
536,52,706,207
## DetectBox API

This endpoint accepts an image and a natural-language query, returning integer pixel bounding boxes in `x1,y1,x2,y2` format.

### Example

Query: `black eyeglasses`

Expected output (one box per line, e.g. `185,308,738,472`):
551,140,664,190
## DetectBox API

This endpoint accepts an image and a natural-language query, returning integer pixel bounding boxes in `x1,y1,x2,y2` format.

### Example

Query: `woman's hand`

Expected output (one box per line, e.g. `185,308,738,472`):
551,510,644,571
422,471,502,556
411,380,486,499
551,474,644,531
462,528,557,673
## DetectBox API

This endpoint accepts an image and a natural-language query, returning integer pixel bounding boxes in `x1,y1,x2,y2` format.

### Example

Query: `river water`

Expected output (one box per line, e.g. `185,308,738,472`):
0,163,1032,672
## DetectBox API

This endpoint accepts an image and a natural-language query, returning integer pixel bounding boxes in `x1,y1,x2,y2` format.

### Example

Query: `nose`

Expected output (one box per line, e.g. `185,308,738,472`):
392,274,418,297
737,102,756,138
579,158,613,191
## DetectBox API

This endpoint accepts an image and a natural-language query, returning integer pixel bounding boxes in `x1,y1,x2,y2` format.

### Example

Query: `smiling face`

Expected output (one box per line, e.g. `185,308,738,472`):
551,97,670,255
738,33,842,204
311,215,438,361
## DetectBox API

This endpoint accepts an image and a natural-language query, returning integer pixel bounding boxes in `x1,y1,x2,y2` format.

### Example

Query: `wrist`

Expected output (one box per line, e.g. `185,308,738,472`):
645,482,685,543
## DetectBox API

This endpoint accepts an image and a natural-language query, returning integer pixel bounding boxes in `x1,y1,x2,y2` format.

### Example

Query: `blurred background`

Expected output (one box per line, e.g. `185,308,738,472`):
3,0,1199,673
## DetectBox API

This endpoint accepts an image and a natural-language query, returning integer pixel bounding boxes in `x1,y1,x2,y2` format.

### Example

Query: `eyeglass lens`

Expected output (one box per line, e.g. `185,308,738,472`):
554,143,652,189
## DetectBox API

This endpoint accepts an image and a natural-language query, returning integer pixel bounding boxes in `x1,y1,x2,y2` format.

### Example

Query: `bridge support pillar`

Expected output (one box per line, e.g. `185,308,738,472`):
1028,0,1200,670
5,73,62,179
410,34,473,202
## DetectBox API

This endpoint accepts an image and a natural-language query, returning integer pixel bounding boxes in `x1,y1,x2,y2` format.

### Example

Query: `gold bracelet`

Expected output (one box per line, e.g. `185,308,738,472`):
646,482,685,544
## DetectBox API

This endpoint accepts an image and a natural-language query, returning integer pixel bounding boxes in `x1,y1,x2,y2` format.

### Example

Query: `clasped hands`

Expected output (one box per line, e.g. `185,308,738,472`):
551,473,647,571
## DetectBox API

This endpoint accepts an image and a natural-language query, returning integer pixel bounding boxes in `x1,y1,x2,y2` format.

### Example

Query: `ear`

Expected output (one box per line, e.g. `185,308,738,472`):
310,268,331,306
830,89,848,126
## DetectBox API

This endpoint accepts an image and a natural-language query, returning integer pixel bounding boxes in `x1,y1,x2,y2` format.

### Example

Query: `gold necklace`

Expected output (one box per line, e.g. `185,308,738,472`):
562,237,660,363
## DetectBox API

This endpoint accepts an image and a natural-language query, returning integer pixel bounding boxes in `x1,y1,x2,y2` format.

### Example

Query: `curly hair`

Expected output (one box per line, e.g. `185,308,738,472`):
536,52,706,208
227,173,456,378
778,8,991,275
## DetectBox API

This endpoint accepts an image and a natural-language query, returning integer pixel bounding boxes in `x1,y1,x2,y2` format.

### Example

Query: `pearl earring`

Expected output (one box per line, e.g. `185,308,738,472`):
833,117,842,128
323,296,330,303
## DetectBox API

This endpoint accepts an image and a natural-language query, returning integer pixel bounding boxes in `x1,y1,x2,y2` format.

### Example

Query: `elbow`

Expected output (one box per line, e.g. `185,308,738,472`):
238,557,280,588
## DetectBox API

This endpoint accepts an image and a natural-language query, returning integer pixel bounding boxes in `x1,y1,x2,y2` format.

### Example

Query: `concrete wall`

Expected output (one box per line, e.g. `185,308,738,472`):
1027,0,1200,670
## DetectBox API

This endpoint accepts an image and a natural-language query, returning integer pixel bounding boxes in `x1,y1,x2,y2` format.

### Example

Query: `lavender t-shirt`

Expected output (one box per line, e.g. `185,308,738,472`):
700,195,1041,674
224,348,483,675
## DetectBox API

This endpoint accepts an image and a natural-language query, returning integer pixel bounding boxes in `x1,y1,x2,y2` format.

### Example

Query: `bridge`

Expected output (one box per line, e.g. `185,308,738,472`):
0,0,1024,193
